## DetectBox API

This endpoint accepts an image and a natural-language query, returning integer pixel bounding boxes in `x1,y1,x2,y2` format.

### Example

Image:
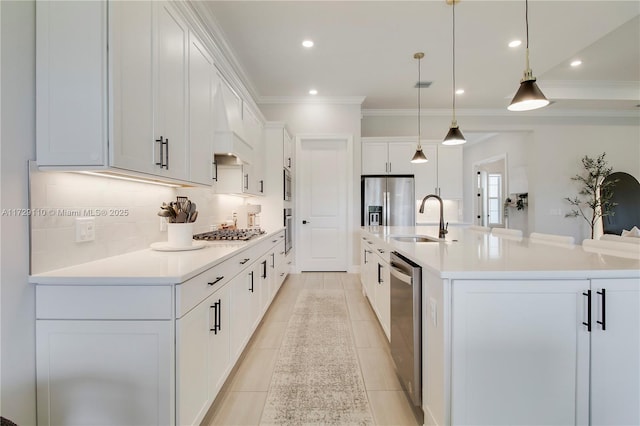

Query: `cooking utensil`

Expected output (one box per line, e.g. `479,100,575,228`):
189,210,198,223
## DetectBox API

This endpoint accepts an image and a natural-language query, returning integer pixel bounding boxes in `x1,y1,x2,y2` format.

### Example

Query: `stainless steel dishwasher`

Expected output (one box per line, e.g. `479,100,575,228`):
389,251,423,424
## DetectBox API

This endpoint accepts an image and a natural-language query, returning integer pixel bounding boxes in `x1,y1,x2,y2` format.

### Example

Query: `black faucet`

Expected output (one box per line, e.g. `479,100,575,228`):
419,194,448,239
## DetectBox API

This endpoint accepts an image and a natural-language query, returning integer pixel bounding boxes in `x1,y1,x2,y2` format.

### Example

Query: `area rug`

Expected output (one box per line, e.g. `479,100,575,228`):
260,289,374,425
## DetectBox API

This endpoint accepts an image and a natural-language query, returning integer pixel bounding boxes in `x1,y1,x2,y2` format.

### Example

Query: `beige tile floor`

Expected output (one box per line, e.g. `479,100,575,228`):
203,272,420,426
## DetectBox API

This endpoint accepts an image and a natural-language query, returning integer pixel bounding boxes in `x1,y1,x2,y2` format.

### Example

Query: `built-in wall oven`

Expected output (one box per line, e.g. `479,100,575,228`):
283,169,292,201
284,208,292,254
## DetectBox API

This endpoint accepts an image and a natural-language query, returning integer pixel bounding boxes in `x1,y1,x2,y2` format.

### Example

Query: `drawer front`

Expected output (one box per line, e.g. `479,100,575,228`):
177,237,280,317
36,285,173,320
176,260,234,318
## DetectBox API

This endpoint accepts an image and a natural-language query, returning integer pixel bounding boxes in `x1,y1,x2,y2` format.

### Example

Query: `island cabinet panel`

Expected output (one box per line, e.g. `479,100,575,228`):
359,233,391,340
36,320,173,426
590,278,640,426
450,280,590,426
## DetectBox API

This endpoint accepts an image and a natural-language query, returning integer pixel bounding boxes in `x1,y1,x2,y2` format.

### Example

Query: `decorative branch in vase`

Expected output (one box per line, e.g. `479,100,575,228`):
564,152,618,239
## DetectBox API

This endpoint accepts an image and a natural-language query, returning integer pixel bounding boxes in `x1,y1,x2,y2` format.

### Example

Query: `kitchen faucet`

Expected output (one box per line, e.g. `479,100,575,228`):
419,194,448,239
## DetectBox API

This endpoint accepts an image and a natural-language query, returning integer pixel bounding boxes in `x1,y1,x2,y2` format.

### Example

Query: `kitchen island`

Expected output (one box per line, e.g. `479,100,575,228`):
29,229,291,426
361,226,639,426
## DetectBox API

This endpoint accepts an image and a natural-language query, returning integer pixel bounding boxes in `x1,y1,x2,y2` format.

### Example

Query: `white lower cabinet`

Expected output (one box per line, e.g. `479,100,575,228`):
36,319,173,426
359,234,390,340
451,280,590,425
35,232,289,426
373,250,390,339
425,277,639,426
590,278,640,425
176,283,230,426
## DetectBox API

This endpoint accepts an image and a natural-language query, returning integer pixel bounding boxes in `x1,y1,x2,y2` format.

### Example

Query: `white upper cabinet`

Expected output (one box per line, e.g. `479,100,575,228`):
36,1,264,187
110,1,155,175
414,143,463,199
188,34,217,185
36,0,108,166
154,2,189,181
362,139,415,175
283,128,294,170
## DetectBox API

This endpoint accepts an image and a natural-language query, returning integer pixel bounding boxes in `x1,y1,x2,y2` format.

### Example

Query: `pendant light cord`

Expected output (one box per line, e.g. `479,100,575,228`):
524,0,531,73
452,1,457,123
417,56,422,148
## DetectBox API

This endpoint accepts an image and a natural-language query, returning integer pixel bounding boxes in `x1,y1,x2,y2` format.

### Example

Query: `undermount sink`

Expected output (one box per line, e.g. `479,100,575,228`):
390,235,441,243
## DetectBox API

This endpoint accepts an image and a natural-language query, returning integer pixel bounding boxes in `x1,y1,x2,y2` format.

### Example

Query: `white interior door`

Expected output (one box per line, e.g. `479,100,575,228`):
298,138,348,271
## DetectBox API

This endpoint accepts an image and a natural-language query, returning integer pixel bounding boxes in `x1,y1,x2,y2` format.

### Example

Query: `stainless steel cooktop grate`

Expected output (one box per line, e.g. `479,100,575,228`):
193,228,265,241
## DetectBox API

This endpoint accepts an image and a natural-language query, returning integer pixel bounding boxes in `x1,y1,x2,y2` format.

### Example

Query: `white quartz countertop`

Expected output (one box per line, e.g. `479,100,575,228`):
363,226,640,280
29,229,285,285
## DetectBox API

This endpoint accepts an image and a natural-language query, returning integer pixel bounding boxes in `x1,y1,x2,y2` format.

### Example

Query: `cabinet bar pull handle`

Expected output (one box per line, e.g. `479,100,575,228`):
212,160,218,181
164,138,169,169
155,136,164,167
596,288,606,331
216,299,221,333
239,258,250,265
262,260,267,278
582,290,592,332
271,253,275,268
209,304,216,332
249,271,254,292
288,157,291,168
377,263,382,284
260,180,264,193
208,276,224,286
244,174,249,190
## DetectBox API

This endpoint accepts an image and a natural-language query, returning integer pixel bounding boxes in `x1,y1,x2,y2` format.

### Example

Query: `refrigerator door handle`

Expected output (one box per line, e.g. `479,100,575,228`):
385,191,390,226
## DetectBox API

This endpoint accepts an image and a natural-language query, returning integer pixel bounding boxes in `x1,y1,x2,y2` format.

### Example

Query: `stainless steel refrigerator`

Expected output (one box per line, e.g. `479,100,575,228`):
361,176,415,226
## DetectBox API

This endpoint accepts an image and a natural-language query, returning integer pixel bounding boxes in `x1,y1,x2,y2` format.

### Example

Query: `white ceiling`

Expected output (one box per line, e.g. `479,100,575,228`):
197,1,640,113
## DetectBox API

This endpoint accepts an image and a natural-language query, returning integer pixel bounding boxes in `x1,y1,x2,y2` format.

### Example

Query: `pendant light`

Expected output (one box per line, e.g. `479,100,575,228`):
443,0,466,145
411,52,428,163
508,0,549,111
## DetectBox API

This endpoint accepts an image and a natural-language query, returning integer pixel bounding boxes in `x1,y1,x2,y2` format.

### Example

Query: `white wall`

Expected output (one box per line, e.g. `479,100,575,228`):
362,113,640,242
463,132,531,233
260,102,362,270
0,1,37,423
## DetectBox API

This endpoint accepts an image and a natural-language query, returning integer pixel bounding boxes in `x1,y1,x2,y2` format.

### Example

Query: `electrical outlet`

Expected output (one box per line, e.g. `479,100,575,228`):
75,217,95,243
160,217,168,232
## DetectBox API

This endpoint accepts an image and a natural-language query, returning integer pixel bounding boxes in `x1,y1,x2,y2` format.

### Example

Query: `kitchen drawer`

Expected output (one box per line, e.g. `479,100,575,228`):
175,260,234,318
36,285,173,320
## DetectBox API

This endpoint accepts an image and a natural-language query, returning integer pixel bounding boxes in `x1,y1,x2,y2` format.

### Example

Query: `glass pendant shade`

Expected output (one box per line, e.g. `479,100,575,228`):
442,121,466,145
508,77,549,111
411,147,428,163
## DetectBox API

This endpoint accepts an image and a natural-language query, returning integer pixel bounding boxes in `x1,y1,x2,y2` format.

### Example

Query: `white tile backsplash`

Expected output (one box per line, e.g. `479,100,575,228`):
30,169,177,274
30,168,261,274
415,199,462,224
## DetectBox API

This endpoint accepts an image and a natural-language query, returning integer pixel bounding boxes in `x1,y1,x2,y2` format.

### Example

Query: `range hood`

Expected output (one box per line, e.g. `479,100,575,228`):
213,82,253,164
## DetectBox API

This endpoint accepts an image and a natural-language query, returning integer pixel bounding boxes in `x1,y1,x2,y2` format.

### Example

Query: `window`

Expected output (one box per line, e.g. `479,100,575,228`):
487,173,503,225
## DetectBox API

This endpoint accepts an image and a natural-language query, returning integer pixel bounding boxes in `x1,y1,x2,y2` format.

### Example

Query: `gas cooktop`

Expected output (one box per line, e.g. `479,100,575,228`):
193,228,265,241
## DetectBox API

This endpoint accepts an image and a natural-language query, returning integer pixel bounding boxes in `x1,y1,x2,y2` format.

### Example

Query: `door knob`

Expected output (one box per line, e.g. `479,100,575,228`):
302,220,310,224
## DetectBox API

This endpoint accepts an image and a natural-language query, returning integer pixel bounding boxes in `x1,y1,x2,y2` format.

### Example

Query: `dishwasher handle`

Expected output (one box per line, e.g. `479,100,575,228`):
390,262,413,285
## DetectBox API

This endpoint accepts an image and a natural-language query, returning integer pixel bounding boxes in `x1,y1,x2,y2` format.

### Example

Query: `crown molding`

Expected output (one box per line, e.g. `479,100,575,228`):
258,96,367,105
185,1,266,122
539,80,640,101
362,108,640,118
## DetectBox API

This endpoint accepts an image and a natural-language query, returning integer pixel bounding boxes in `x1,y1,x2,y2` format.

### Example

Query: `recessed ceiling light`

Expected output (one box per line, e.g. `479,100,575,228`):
302,40,314,48
508,40,522,48
309,89,318,95
570,60,582,67
456,89,465,95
